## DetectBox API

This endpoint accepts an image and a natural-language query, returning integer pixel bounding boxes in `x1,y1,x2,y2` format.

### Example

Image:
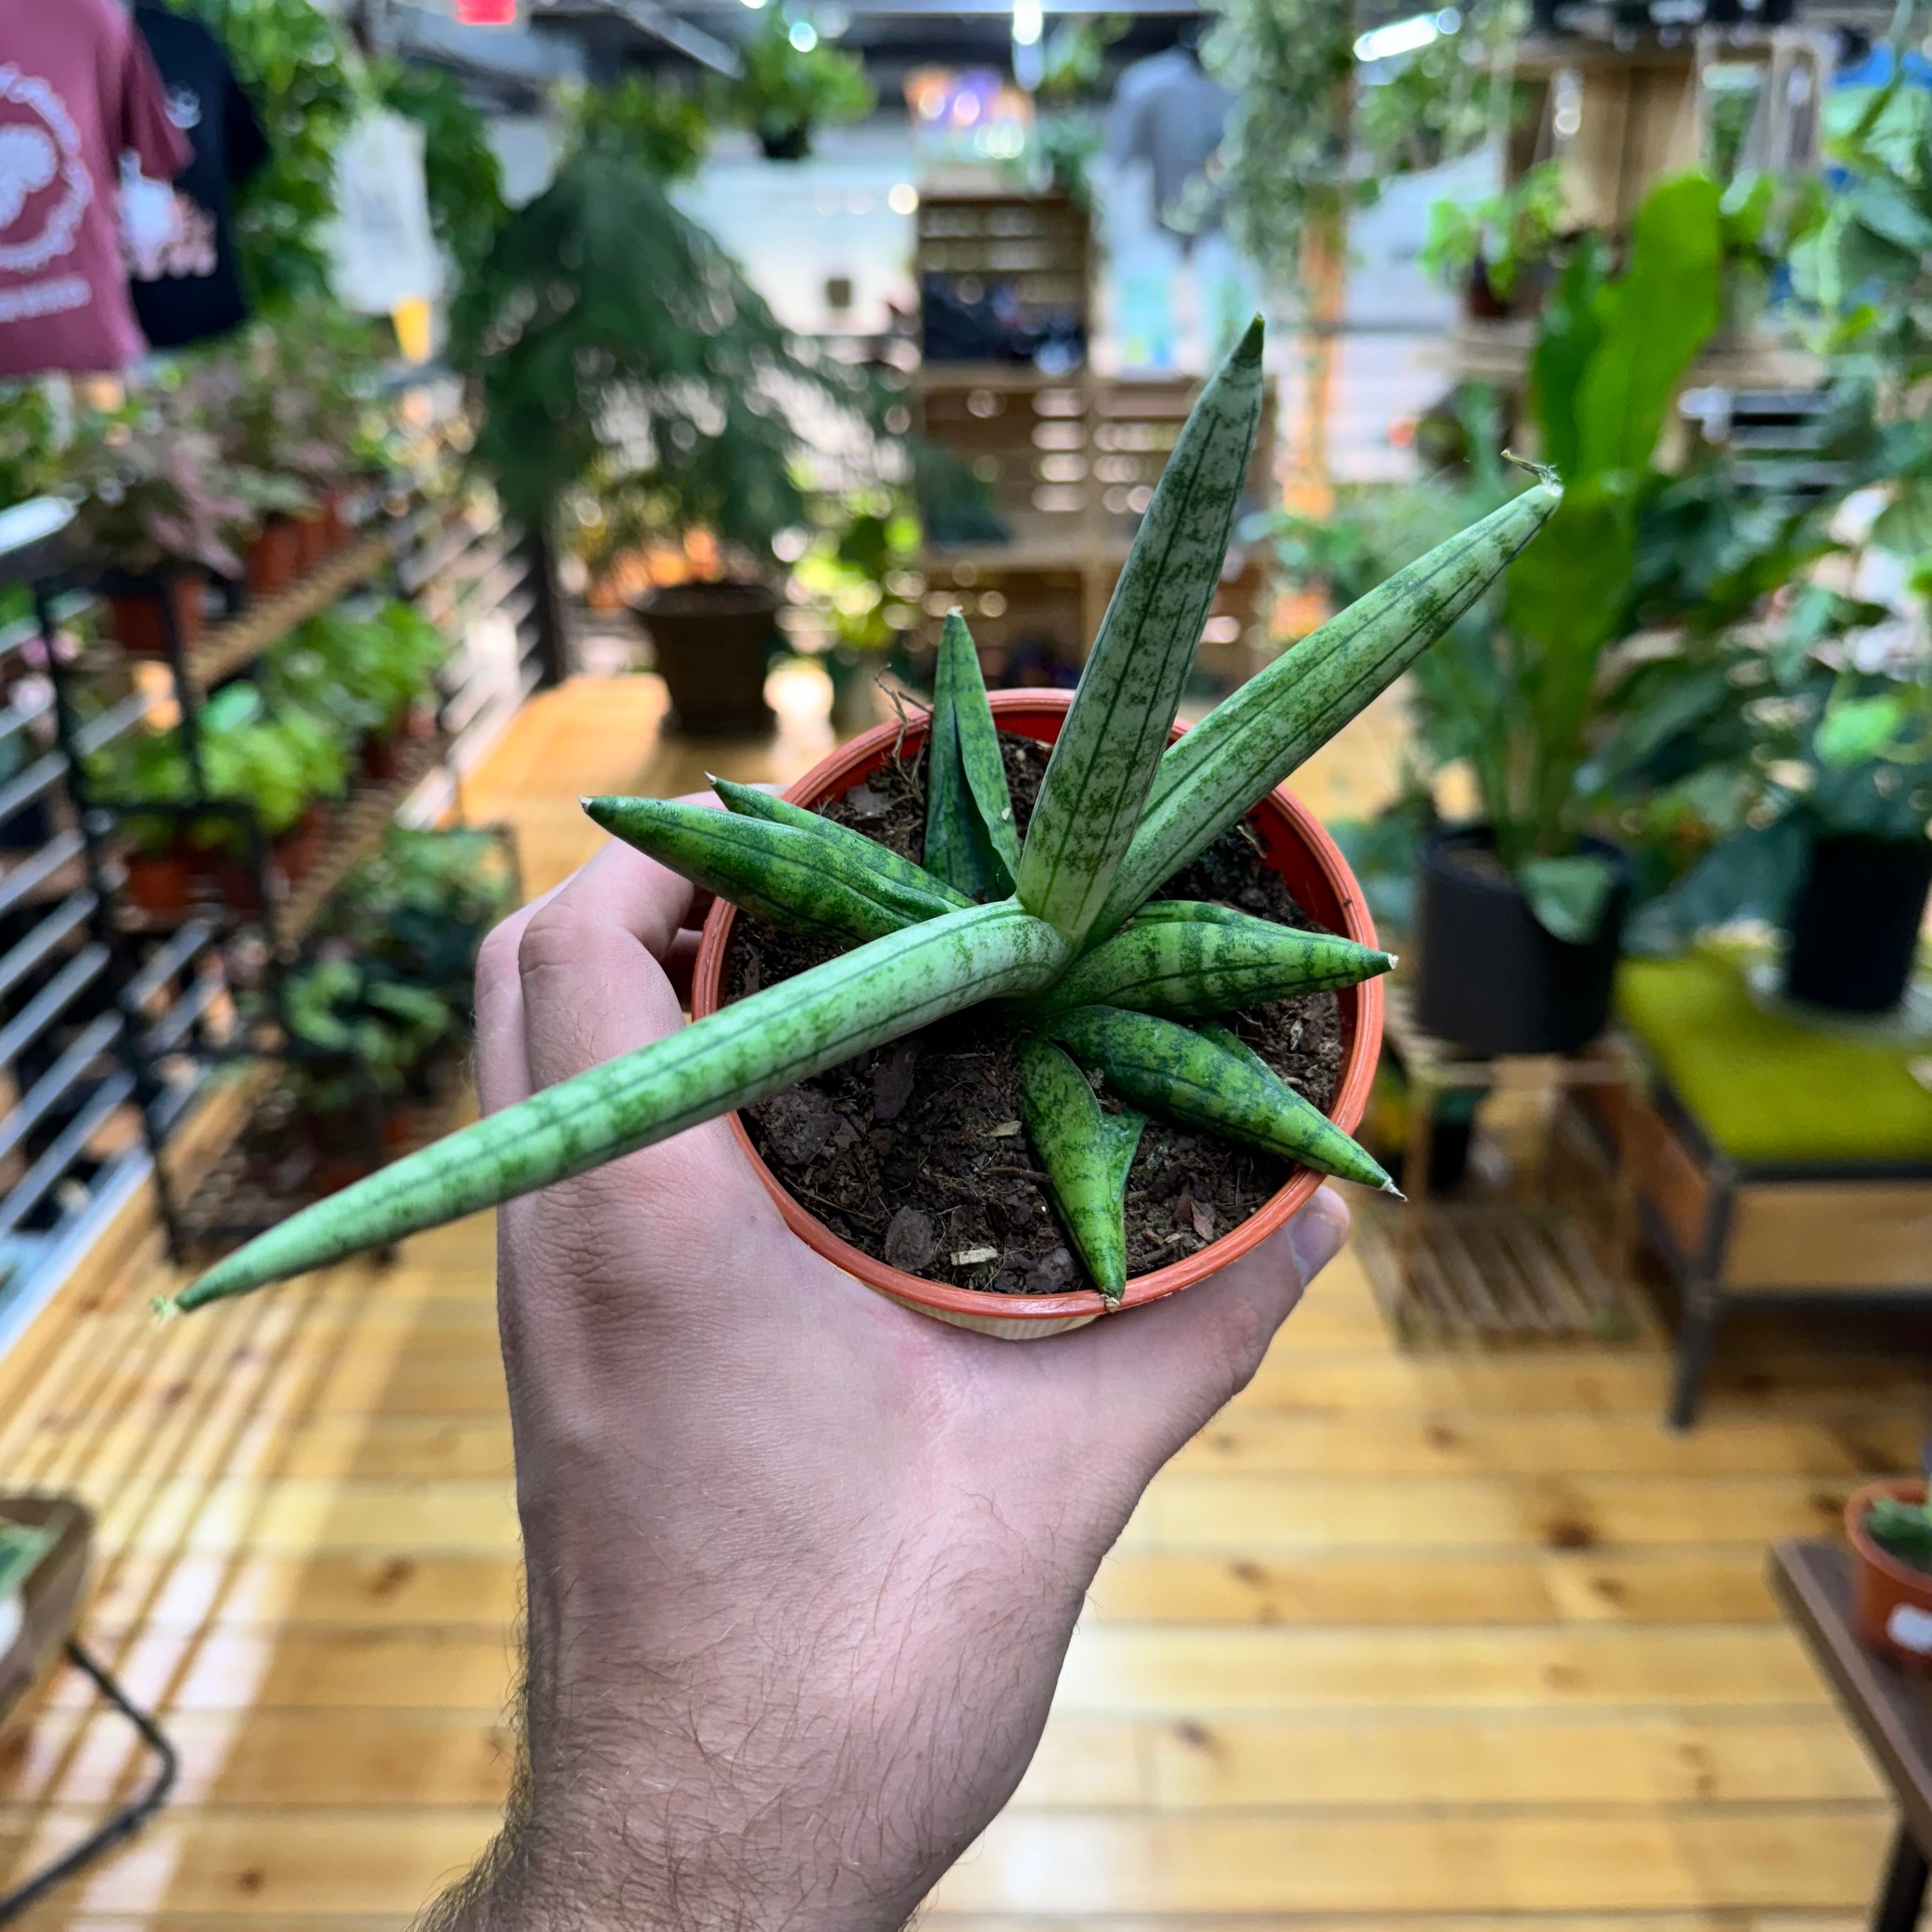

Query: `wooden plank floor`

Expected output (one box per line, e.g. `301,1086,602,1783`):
0,668,1920,1929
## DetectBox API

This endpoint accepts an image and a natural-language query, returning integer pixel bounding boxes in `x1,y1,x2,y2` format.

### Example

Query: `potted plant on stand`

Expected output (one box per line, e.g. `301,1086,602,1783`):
66,414,247,657
1273,174,1728,1055
450,82,884,735
1846,1482,1932,1666
161,322,1563,1322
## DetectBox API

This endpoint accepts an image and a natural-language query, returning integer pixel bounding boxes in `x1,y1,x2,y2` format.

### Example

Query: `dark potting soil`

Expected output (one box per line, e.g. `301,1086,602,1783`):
723,730,1346,1295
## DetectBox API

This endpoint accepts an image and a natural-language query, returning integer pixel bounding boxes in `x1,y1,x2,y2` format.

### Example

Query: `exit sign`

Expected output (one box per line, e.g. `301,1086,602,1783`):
457,0,518,22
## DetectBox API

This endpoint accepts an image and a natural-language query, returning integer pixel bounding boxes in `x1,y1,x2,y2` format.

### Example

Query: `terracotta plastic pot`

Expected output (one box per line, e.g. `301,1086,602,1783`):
1846,1480,1932,1667
246,518,303,599
690,689,1385,1340
107,573,205,659
125,851,195,916
275,804,328,885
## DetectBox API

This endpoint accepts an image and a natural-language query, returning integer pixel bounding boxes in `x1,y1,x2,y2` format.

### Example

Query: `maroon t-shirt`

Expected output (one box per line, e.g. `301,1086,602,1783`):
0,0,191,376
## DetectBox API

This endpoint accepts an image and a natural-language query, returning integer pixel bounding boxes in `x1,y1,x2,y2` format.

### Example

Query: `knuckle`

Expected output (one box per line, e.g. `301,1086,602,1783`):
474,914,526,1002
516,899,600,983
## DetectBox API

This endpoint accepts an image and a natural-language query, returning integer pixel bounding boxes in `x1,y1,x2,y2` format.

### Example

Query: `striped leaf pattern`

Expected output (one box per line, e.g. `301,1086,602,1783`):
1015,318,1267,946
169,902,1070,1313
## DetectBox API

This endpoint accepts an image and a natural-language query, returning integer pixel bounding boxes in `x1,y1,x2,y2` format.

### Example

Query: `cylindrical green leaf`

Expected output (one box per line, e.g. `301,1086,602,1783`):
1034,906,1392,1017
1016,320,1268,946
710,777,972,910
1093,482,1563,937
1017,1036,1144,1306
585,795,960,943
168,901,1071,1313
1043,1003,1393,1192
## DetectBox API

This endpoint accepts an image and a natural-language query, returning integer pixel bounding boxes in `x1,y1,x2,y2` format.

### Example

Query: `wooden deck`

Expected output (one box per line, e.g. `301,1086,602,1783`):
0,670,1918,1929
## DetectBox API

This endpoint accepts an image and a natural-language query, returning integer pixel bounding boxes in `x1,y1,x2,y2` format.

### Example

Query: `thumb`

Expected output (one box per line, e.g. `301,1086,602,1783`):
1029,1188,1350,1505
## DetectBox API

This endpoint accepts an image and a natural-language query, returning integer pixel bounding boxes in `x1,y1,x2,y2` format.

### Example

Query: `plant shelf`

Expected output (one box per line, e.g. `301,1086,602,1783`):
183,527,393,691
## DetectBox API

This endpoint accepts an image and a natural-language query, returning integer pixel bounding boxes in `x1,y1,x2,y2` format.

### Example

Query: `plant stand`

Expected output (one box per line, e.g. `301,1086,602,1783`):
1354,981,1646,1346
1600,949,1932,1432
28,498,534,1269
1771,1543,1932,1932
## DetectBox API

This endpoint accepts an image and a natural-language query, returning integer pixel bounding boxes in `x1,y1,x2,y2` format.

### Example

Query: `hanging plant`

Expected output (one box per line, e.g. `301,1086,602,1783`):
727,9,875,162
181,0,361,311
1202,0,1525,312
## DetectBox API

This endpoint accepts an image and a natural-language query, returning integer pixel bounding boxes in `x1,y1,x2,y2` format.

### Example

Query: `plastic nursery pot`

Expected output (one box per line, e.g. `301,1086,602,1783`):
633,582,779,737
246,518,303,600
690,688,1386,1340
275,804,329,885
1785,832,1932,1018
107,572,206,659
1845,1480,1932,1667
124,850,195,916
1414,827,1633,1057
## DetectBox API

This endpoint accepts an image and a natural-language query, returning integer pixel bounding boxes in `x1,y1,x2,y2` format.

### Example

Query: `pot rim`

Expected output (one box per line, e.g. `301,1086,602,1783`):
689,687,1384,1324
634,579,782,617
1845,1478,1932,1593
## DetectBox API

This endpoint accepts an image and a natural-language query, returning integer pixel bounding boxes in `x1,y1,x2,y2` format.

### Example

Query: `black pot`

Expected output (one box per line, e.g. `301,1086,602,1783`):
1415,829,1633,1056
759,125,812,162
1784,832,1932,1016
633,582,779,737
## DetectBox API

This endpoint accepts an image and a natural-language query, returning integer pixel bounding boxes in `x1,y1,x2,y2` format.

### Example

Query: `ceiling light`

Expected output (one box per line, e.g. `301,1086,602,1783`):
888,181,919,214
1353,8,1459,63
1012,0,1043,49
789,18,818,49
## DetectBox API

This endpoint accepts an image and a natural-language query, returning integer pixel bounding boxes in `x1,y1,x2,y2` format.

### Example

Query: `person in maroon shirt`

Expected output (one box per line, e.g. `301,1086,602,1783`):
0,0,190,378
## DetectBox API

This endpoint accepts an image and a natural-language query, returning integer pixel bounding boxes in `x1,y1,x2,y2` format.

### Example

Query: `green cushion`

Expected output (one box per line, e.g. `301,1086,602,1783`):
1617,948,1932,1167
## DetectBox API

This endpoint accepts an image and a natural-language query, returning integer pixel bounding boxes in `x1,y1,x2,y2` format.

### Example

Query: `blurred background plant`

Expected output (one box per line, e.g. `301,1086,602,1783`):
726,8,875,161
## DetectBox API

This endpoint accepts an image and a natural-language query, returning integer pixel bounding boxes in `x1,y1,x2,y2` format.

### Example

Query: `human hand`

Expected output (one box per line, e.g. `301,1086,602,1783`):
419,814,1349,1932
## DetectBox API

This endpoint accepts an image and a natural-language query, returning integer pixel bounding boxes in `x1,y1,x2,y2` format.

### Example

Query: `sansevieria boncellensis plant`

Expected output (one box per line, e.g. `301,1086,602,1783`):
167,320,1560,1317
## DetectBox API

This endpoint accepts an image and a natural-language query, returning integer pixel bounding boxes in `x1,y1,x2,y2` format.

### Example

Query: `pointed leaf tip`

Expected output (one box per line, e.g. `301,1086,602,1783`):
1235,314,1264,362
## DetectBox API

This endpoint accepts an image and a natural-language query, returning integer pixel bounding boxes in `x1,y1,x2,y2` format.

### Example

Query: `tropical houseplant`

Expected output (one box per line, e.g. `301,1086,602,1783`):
1846,1480,1932,1663
65,412,249,656
1267,172,1728,1054
165,321,1561,1323
450,81,881,734
1586,48,1932,1009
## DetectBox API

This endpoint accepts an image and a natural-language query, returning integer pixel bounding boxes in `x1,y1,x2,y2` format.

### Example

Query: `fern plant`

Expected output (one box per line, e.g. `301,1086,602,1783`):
167,322,1560,1316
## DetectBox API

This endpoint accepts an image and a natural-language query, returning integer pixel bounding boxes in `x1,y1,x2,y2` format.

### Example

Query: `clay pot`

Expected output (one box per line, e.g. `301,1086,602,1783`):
1846,1480,1932,1667
107,573,206,659
274,804,328,885
690,688,1385,1340
125,851,195,916
361,731,403,784
246,518,303,600
633,582,779,736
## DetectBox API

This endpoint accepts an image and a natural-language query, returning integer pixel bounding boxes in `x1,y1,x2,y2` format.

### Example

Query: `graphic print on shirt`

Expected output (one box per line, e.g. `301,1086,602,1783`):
0,65,93,329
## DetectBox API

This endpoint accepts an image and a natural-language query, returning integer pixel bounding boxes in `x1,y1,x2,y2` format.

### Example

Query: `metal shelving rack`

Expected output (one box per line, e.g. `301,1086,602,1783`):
0,482,559,1298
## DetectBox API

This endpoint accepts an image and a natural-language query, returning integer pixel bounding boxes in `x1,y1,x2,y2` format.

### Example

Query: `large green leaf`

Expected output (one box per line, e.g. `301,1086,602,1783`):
1572,174,1724,480
1016,319,1268,945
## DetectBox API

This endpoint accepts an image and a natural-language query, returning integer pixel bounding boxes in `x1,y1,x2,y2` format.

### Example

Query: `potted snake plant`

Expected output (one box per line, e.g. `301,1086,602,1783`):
163,322,1560,1325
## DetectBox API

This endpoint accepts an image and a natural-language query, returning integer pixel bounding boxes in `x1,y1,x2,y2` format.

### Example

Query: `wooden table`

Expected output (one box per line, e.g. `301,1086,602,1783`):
1772,1540,1932,1932
0,1496,90,1731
